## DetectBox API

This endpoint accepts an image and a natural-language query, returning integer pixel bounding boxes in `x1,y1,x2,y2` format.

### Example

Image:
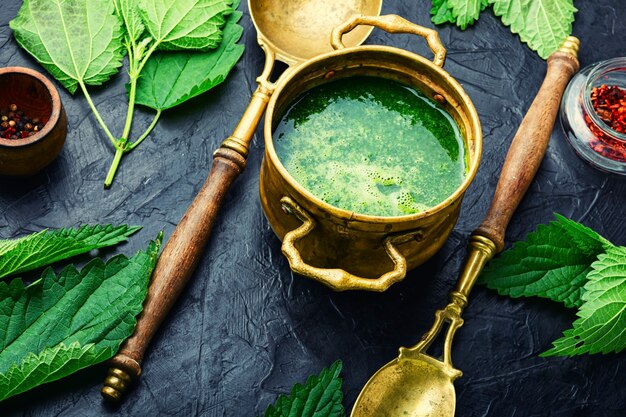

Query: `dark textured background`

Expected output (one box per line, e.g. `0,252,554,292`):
1,0,625,416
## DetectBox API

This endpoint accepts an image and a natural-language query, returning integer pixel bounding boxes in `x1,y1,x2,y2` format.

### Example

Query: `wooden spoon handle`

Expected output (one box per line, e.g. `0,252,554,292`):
101,86,272,402
453,37,581,300
100,148,245,400
409,38,582,367
475,39,580,252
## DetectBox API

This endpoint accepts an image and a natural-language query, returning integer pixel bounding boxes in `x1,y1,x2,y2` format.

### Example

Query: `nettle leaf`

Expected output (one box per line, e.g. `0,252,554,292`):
0,225,141,280
263,361,344,417
431,0,456,25
134,6,244,110
114,0,146,44
543,246,626,357
0,237,160,401
10,0,125,94
489,0,530,34
524,0,576,59
432,0,576,59
448,0,489,30
479,215,611,309
0,342,108,402
555,214,611,256
140,0,233,51
489,0,576,59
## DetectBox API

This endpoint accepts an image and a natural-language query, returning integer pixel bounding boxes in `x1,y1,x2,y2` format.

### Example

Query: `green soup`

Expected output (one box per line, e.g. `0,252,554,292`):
273,76,466,217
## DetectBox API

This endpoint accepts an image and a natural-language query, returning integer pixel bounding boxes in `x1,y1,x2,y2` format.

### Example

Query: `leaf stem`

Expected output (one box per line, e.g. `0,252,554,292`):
104,37,155,188
78,81,117,147
125,41,134,69
121,76,138,140
120,38,141,142
137,40,161,75
102,38,162,188
104,141,127,189
129,110,162,151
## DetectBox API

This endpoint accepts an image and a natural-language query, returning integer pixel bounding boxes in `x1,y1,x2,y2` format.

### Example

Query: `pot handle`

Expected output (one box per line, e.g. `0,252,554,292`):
331,14,446,67
280,197,411,292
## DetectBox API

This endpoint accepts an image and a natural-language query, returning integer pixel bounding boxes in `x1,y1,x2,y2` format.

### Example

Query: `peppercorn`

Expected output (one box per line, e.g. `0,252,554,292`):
0,105,47,140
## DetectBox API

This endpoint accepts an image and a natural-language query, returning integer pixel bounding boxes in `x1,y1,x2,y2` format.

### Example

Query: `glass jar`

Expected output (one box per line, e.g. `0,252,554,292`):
560,57,626,175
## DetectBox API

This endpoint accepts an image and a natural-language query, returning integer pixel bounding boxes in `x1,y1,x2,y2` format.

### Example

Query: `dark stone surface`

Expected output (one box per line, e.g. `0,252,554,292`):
1,0,625,416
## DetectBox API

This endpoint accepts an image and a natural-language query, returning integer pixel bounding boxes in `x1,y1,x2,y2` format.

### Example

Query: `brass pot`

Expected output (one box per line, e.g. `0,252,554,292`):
259,15,482,292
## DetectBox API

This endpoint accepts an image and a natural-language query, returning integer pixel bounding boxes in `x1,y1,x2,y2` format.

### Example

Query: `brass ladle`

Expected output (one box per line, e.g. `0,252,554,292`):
351,37,581,417
101,0,383,402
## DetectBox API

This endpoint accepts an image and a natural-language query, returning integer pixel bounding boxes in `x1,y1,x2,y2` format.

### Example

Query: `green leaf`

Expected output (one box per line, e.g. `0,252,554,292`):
134,6,244,110
140,0,233,51
523,0,576,59
10,0,125,94
448,0,489,29
0,225,141,280
431,0,456,25
0,237,161,400
0,342,108,402
433,0,577,59
542,246,626,357
489,0,530,33
490,0,577,59
114,0,146,44
479,215,611,309
263,361,344,417
554,214,611,256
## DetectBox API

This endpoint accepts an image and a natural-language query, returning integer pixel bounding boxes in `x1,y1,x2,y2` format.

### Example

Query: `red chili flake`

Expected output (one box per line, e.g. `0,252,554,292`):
586,84,626,162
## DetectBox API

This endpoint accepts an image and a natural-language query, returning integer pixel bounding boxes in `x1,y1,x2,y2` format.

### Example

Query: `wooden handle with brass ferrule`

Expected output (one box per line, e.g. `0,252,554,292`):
101,85,272,402
410,38,582,368
475,37,581,254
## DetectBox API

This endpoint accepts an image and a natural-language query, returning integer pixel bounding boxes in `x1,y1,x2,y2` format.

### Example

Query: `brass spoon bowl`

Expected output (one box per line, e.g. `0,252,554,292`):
351,236,495,416
249,0,382,65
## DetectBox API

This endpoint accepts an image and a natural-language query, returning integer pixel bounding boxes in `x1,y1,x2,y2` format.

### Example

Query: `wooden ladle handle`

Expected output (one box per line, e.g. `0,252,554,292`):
409,38,583,370
475,37,580,252
101,86,273,402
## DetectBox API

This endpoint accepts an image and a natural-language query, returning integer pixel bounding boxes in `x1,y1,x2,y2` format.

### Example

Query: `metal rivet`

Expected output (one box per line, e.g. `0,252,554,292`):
434,94,446,104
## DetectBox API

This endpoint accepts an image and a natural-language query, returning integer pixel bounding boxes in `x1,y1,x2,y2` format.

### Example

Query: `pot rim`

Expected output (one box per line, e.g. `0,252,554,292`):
0,66,62,149
264,44,482,224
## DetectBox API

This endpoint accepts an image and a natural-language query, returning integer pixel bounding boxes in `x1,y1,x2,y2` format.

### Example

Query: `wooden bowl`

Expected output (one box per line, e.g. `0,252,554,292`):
0,66,67,176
